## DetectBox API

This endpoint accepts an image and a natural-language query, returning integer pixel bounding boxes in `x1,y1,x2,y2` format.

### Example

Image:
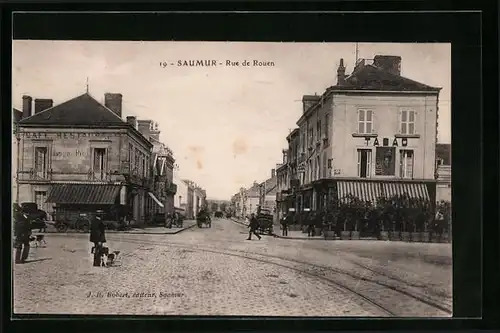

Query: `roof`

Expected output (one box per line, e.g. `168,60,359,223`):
286,128,300,141
18,93,127,126
13,108,22,123
436,144,451,165
246,183,261,197
261,176,278,196
330,64,441,92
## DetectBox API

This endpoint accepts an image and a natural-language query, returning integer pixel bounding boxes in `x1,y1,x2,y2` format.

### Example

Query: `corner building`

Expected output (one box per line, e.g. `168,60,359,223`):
280,55,441,212
15,93,153,224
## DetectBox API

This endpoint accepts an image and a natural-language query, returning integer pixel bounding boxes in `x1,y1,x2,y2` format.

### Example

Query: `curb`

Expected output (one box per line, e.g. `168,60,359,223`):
42,223,198,236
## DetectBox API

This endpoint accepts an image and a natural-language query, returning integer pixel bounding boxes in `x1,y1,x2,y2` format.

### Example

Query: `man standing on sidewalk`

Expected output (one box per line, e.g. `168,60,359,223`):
14,204,31,264
246,213,261,240
90,212,106,267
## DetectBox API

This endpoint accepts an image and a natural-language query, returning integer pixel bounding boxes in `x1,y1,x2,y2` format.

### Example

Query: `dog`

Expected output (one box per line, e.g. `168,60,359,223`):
29,234,46,248
97,247,120,267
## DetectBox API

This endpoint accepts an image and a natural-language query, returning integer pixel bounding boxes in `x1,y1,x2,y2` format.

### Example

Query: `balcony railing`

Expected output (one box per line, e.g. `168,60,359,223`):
29,168,52,181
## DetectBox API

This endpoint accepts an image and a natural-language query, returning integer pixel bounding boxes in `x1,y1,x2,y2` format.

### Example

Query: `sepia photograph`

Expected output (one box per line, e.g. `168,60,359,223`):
12,40,452,317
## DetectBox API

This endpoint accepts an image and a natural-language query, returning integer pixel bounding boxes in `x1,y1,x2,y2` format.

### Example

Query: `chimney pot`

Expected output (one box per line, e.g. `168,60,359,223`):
104,93,123,118
34,99,54,114
22,95,33,119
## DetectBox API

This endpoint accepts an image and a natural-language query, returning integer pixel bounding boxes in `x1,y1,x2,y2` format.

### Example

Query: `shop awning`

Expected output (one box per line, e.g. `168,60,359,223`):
382,182,430,201
337,180,383,205
47,184,120,205
148,192,165,208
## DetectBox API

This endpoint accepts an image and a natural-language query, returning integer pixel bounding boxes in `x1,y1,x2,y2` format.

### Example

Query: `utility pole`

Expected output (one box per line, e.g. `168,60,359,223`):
355,43,359,64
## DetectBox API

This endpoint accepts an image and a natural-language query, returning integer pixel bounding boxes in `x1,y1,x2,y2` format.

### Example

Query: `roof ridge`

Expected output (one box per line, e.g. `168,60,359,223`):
18,93,88,123
351,64,441,90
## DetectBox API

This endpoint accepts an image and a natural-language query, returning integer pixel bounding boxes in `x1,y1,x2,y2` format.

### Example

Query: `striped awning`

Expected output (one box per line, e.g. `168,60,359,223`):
337,181,383,205
47,184,120,205
382,182,430,201
148,192,165,208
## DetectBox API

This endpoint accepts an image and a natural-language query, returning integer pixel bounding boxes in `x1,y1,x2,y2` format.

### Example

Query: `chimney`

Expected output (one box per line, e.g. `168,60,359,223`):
302,95,321,114
104,93,123,118
34,99,54,114
373,55,402,75
126,116,138,130
137,119,152,138
337,58,346,85
22,95,33,119
271,169,276,178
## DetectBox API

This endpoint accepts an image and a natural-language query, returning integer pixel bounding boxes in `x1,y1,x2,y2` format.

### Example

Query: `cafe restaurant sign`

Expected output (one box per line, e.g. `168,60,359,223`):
21,132,114,139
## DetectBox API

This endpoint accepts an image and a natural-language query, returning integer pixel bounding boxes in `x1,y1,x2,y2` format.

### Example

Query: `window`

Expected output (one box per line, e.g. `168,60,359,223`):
375,147,396,176
358,109,373,134
357,149,372,178
134,149,140,174
322,152,327,178
34,147,48,176
93,148,107,179
313,158,317,181
129,144,134,172
324,114,330,140
316,120,322,141
141,155,146,177
316,156,321,179
308,126,314,146
400,150,414,178
34,191,47,211
401,109,416,135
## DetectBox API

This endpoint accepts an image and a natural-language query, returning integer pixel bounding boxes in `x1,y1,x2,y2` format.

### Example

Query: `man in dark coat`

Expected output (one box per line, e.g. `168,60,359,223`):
246,213,261,240
281,213,291,237
14,203,32,264
90,213,106,267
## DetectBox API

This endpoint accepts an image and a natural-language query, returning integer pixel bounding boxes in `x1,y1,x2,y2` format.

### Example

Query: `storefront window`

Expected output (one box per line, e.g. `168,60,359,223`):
375,147,396,176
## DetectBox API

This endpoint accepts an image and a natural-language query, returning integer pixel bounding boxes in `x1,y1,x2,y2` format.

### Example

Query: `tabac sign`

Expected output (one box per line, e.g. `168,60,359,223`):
364,136,409,147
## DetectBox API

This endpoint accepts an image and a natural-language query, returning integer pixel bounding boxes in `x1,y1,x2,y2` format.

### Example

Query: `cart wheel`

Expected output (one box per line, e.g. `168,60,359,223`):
56,223,68,233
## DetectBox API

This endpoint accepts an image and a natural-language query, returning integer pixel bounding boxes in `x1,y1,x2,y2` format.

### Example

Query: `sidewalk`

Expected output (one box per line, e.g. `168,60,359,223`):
42,220,197,235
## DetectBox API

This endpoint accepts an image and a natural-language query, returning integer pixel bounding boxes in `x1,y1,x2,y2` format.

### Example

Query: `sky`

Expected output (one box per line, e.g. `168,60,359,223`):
12,41,451,200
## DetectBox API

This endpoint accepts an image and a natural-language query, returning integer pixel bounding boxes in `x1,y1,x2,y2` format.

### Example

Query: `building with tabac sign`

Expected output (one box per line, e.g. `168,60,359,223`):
277,55,441,212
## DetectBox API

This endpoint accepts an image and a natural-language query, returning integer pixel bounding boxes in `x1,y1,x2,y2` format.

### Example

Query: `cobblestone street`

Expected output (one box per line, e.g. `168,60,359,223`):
14,218,452,317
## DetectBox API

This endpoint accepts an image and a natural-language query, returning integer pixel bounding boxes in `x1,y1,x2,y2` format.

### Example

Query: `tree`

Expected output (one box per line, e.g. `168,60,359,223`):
210,202,218,212
220,203,227,212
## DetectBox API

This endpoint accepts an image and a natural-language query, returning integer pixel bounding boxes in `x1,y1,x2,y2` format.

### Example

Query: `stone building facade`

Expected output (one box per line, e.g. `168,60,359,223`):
277,55,441,213
15,93,154,224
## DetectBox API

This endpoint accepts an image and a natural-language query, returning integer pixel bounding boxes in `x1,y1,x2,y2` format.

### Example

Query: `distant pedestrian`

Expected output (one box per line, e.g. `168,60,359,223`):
14,204,32,264
247,213,261,240
307,213,315,237
281,214,290,237
90,213,106,267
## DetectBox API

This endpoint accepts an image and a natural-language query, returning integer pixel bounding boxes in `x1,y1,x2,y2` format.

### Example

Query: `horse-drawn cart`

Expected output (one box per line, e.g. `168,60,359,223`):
256,207,274,235
196,211,212,228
